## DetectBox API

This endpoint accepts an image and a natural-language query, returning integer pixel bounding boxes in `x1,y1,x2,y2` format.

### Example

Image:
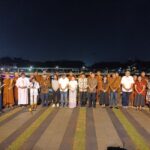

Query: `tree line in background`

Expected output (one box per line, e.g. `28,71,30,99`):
0,57,150,71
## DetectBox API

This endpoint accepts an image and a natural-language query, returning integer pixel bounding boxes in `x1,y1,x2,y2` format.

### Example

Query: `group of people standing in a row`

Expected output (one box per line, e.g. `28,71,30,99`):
0,70,150,113
0,71,51,112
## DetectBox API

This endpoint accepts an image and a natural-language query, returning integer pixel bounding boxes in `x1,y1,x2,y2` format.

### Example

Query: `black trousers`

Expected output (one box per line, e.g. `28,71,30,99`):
88,92,96,107
79,92,87,106
53,90,60,105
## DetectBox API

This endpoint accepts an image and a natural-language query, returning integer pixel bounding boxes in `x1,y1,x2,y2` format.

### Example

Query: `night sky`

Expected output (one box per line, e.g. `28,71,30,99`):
0,0,150,65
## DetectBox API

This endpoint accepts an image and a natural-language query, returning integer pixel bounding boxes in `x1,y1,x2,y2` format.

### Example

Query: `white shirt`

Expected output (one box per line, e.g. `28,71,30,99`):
58,77,69,92
52,80,59,91
29,81,40,96
69,80,78,91
16,77,30,105
121,76,134,92
16,77,30,88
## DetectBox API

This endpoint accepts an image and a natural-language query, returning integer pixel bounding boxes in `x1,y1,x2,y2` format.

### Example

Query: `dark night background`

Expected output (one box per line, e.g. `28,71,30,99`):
0,0,150,66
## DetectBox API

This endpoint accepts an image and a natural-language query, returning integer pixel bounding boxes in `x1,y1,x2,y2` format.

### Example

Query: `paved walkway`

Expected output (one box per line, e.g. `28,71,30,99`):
0,106,149,150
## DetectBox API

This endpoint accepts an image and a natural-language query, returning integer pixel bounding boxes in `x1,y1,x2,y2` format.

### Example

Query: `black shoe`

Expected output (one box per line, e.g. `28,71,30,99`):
115,107,119,109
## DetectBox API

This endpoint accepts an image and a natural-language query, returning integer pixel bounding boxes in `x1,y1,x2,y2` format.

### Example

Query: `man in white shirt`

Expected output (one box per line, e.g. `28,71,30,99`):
58,73,69,107
121,71,134,108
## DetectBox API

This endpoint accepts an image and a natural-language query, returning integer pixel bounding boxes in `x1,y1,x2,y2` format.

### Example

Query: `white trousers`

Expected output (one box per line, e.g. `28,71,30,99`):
30,95,38,105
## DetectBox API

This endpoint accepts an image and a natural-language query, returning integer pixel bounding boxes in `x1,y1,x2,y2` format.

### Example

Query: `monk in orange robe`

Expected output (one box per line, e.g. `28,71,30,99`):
34,71,42,83
141,71,148,103
129,75,137,107
141,71,148,86
107,73,112,95
3,73,14,108
14,72,19,104
115,72,121,104
47,73,51,80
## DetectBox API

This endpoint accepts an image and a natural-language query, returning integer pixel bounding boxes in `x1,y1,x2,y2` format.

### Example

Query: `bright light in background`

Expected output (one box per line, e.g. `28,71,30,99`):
55,66,59,69
82,66,86,70
30,66,33,69
28,66,33,72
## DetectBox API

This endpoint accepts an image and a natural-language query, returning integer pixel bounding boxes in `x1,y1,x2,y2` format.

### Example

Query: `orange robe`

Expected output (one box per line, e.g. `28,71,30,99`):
116,76,121,92
35,75,41,83
141,77,148,103
141,77,148,86
115,76,121,103
14,77,18,103
107,76,112,94
3,79,14,106
97,75,102,91
129,82,136,106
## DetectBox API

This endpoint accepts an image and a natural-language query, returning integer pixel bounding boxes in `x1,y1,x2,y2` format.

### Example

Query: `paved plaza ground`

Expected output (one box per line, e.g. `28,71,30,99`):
0,105,150,150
